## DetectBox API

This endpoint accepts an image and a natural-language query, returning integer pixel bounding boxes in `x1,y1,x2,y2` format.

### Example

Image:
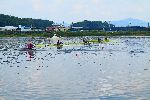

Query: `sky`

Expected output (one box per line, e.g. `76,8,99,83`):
0,0,150,23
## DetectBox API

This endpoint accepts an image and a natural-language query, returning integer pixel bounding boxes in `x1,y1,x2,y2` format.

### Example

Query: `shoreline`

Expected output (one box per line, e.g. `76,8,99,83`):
0,31,150,38
1,36,150,38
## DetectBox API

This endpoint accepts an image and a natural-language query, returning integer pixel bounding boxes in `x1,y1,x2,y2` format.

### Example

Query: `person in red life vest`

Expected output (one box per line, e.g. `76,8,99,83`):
27,42,34,49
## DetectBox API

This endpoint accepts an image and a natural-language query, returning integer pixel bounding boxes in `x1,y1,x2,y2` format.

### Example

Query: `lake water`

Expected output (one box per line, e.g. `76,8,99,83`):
0,37,150,100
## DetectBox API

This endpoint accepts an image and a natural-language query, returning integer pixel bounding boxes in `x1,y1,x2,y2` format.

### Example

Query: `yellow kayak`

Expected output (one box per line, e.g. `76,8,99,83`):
87,39,110,43
35,39,117,48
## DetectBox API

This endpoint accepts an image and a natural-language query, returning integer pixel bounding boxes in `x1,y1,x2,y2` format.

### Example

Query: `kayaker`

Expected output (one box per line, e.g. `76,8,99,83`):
57,40,63,46
83,39,91,45
98,37,102,43
83,39,88,44
56,40,63,49
27,42,34,49
104,37,109,42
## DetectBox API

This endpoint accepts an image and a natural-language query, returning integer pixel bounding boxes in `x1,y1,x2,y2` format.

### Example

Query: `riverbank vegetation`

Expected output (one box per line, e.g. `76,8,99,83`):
0,30,150,37
55,31,150,37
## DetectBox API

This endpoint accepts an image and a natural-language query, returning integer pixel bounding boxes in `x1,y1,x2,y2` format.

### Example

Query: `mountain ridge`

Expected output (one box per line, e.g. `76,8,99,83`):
111,18,149,27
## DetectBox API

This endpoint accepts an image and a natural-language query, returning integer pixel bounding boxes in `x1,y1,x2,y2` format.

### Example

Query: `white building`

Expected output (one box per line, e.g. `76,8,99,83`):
0,26,18,31
19,25,32,32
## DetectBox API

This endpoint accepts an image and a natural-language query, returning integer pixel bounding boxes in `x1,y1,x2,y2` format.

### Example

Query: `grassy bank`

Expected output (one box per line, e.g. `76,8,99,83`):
0,31,150,37
0,32,51,37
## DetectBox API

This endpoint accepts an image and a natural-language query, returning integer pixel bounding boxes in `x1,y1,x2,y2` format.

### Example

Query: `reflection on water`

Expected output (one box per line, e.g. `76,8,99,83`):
0,37,150,100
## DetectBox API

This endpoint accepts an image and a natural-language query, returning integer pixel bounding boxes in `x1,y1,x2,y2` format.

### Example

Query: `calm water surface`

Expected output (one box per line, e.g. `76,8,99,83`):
0,37,150,100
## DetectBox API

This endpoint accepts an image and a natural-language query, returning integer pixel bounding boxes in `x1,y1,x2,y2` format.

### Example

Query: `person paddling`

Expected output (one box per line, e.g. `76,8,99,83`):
105,37,108,41
56,40,63,49
83,39,87,43
27,42,34,49
98,37,102,43
57,40,63,45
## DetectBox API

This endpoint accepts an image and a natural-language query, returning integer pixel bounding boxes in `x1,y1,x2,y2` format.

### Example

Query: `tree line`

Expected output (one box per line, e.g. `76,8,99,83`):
0,14,53,29
71,20,115,30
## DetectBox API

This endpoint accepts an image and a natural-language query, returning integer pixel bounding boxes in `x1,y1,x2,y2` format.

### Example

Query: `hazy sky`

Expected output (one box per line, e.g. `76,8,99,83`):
0,0,149,23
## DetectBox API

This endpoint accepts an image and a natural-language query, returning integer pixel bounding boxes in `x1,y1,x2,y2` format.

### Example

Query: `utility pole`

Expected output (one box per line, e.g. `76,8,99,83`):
63,21,65,26
108,21,111,31
129,22,131,27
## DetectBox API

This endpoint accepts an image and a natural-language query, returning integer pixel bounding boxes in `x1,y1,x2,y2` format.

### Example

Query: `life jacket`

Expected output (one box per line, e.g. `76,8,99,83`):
27,43,33,49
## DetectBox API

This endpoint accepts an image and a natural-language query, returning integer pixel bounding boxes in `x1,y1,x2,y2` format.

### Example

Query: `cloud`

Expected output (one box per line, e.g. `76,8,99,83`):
0,0,150,22
31,0,45,12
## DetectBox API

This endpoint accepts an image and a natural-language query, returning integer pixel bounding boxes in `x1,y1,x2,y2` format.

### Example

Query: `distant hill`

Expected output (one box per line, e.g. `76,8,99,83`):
111,18,148,27
0,14,53,28
72,20,114,30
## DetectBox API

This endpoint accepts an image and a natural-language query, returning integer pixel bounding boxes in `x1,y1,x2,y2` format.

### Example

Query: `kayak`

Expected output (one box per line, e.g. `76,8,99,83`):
34,39,118,48
36,43,76,47
36,44,62,47
35,43,82,48
87,39,110,43
35,40,113,48
19,48,36,51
